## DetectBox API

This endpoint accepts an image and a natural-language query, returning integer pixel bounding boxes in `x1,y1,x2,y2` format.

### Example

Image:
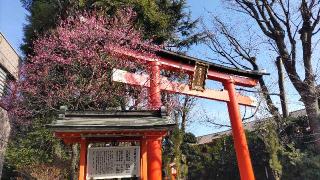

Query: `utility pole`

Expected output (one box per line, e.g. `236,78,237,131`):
276,57,289,118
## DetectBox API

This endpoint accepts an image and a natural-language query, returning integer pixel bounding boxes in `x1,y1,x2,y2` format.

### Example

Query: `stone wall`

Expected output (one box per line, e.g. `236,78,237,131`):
0,108,10,178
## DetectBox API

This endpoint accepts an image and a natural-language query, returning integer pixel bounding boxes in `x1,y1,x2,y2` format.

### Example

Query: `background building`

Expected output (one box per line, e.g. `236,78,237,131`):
0,32,20,177
197,109,308,144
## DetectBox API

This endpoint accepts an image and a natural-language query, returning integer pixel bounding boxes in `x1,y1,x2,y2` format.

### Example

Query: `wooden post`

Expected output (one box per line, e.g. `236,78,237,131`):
147,137,162,180
79,138,87,180
276,57,289,118
140,138,148,180
224,79,255,180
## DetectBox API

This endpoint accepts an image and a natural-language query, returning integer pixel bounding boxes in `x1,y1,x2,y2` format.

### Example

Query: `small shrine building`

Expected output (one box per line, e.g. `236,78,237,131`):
48,107,175,180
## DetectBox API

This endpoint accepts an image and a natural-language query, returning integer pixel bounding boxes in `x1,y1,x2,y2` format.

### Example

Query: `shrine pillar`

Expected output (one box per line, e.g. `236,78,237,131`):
140,138,148,180
79,138,87,180
147,136,162,180
224,79,255,180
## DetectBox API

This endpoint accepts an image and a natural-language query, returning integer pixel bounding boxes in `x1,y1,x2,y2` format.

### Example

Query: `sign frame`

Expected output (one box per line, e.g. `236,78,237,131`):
86,145,140,179
191,62,209,91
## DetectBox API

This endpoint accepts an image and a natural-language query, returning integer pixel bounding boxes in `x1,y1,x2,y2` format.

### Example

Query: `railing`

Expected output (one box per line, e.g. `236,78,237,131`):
87,146,140,179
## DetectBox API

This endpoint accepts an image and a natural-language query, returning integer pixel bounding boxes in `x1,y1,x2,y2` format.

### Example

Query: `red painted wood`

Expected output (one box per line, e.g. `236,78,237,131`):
140,138,148,180
109,46,258,87
149,61,162,109
147,137,162,180
112,69,256,106
224,80,255,180
79,138,87,180
55,131,168,145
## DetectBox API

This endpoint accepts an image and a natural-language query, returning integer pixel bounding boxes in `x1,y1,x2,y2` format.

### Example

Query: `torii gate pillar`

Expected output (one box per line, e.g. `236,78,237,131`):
224,79,255,180
148,61,163,180
149,61,162,109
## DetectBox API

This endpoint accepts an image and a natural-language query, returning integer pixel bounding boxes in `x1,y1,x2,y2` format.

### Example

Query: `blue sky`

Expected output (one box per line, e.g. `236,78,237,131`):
0,0,27,56
0,0,306,136
185,0,307,135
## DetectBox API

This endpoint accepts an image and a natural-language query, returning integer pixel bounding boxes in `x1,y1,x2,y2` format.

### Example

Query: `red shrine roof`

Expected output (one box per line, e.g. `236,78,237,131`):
47,107,175,132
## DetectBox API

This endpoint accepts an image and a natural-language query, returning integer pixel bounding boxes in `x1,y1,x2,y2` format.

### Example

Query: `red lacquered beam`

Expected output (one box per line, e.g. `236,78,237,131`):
109,47,258,87
112,69,256,107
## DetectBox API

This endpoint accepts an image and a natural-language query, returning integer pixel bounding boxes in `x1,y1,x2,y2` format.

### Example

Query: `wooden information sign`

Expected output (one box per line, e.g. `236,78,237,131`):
87,146,140,179
191,62,209,91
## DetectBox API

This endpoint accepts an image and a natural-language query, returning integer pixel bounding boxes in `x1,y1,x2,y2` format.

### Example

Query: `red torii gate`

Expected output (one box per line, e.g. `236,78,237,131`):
111,47,266,180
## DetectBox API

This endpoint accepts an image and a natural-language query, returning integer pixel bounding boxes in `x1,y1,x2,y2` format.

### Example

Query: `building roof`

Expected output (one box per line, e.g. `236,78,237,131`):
156,49,268,80
197,129,231,145
47,107,176,132
196,120,263,144
196,108,308,144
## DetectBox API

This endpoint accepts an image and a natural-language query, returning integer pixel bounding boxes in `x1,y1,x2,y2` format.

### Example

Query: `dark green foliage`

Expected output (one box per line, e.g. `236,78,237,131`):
3,115,71,178
279,116,320,179
181,117,320,179
282,154,320,180
183,132,197,143
183,132,270,180
92,0,190,44
21,0,74,55
163,128,182,177
280,116,315,152
5,116,69,168
259,122,283,179
20,0,198,56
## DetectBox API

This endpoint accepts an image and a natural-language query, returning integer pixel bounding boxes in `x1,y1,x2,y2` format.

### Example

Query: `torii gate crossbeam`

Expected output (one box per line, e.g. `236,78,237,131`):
111,47,267,180
110,47,261,87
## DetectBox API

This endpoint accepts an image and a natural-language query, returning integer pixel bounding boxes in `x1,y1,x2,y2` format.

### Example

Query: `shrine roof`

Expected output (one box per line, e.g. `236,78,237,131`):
47,107,175,132
156,49,268,79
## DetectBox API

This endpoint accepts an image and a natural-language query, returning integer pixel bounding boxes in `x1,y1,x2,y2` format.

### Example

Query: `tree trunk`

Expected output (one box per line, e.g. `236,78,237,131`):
181,112,187,133
180,96,189,133
0,108,11,179
70,144,79,180
301,88,320,150
258,78,282,121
